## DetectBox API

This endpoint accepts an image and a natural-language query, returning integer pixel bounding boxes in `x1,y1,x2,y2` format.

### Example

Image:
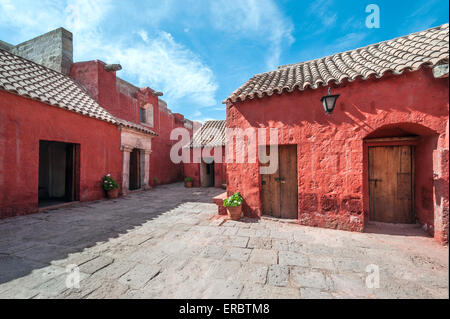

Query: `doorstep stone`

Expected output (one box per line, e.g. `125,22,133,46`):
212,192,227,215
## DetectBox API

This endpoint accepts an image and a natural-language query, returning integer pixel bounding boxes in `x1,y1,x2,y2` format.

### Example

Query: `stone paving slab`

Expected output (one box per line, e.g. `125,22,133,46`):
249,249,278,265
0,183,448,299
118,264,161,289
79,256,114,275
279,251,309,267
267,265,290,287
224,247,252,262
237,263,268,284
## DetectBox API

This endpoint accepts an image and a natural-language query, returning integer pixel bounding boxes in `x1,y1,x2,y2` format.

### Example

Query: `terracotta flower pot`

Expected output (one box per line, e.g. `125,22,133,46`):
226,205,242,221
185,181,193,188
106,188,119,199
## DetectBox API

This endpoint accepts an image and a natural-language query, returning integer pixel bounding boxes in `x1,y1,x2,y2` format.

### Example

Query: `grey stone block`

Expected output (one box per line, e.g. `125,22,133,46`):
279,251,309,267
300,287,334,299
267,265,289,287
226,236,250,248
79,256,114,275
200,245,227,259
238,263,268,284
247,237,272,249
225,247,252,262
291,267,329,289
209,260,241,280
202,279,244,299
119,264,161,289
249,249,278,265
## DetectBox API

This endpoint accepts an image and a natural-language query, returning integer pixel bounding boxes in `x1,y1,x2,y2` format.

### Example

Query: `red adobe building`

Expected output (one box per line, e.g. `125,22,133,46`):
0,28,193,218
70,60,194,191
225,23,449,244
183,120,227,188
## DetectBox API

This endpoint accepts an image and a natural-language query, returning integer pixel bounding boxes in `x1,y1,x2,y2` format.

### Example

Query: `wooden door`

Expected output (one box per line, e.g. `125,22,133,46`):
261,152,281,217
261,145,298,219
369,146,414,223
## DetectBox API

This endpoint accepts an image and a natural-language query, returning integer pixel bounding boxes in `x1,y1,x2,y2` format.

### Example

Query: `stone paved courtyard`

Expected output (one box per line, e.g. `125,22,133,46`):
0,183,448,299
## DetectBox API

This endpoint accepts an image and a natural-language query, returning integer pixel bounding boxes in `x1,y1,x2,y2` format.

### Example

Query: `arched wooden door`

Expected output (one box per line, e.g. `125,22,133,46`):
369,145,414,223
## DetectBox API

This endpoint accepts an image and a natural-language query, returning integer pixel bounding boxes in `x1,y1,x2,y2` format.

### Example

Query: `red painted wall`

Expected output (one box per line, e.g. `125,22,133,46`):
184,146,226,188
70,61,193,187
0,91,122,218
150,112,189,185
69,61,100,101
184,162,201,187
226,68,448,242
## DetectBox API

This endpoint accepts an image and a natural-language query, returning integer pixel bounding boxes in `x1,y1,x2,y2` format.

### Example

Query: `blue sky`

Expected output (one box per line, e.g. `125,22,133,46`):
0,0,448,122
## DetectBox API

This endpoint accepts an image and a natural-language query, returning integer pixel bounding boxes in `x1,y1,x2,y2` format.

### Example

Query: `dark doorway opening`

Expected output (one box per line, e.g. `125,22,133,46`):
206,161,215,187
38,141,79,207
201,158,215,187
129,148,141,190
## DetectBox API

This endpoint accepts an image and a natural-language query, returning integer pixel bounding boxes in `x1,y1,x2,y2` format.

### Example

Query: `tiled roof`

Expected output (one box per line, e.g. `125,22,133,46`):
225,23,449,103
0,48,116,124
187,120,226,148
116,118,157,136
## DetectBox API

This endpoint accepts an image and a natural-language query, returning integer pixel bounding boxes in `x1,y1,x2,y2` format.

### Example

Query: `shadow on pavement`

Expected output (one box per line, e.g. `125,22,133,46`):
0,183,223,284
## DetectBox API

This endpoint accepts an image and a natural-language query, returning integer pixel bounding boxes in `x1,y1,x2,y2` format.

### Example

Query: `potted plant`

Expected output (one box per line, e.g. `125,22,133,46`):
184,177,193,188
153,177,158,186
223,192,243,220
102,174,119,199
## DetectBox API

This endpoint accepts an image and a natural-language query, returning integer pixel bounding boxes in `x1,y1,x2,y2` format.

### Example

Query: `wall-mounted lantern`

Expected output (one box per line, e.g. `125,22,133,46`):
321,87,340,114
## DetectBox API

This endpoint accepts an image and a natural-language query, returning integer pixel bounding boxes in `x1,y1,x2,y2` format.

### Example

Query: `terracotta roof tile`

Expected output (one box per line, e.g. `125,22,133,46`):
225,23,449,103
187,120,226,148
0,48,160,136
116,118,157,136
0,48,116,124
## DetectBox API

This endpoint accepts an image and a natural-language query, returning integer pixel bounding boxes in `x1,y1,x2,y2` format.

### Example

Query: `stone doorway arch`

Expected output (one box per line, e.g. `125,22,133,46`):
363,122,447,243
120,127,153,195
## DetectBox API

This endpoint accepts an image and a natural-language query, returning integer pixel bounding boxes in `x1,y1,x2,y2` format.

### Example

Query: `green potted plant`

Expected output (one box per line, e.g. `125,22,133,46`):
102,174,119,199
223,192,243,220
184,177,193,188
153,177,158,186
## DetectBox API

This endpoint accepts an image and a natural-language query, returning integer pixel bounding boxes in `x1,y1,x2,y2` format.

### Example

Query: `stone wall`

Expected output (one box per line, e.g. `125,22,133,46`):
70,60,195,186
184,146,226,188
0,40,13,51
9,28,73,75
226,67,449,243
0,90,122,218
117,77,139,98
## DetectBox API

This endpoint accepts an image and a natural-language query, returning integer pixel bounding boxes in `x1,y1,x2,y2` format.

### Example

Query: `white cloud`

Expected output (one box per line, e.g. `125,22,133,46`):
65,0,111,32
0,0,218,110
209,0,294,69
137,30,149,43
190,113,217,123
309,0,337,28
332,32,367,52
105,31,217,107
402,0,440,34
0,0,64,38
135,0,175,27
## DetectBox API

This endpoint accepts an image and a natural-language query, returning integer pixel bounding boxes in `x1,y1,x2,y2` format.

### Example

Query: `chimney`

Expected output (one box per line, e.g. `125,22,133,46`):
8,28,73,75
